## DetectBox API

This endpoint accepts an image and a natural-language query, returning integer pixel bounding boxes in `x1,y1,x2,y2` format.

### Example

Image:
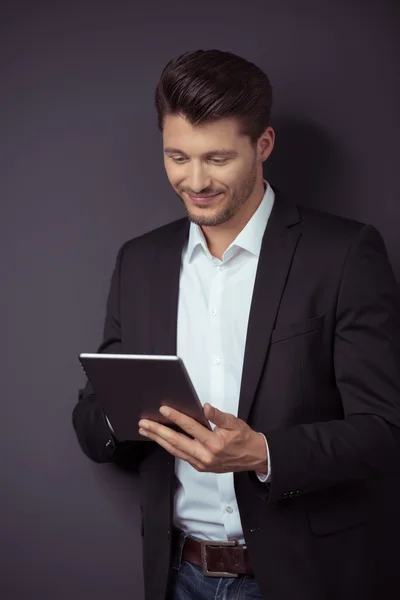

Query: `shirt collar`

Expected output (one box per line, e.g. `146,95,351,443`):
186,179,275,263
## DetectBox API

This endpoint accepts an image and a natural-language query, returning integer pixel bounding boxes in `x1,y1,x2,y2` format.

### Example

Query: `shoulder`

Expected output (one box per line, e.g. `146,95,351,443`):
118,216,188,259
297,204,366,241
296,204,388,259
284,202,394,286
272,187,368,244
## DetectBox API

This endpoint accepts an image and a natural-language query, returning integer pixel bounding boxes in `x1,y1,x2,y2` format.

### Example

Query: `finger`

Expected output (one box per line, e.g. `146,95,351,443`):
159,406,213,445
138,419,175,440
138,428,205,470
204,404,237,430
139,417,208,462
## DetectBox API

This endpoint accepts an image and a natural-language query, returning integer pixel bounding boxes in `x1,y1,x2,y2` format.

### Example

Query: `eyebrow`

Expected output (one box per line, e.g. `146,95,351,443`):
163,147,238,158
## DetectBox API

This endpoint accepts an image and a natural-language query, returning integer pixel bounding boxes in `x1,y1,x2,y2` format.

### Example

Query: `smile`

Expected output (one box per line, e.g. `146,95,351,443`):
187,192,221,204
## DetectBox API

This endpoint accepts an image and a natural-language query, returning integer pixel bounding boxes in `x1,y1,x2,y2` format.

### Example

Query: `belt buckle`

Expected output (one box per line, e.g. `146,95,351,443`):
200,540,239,578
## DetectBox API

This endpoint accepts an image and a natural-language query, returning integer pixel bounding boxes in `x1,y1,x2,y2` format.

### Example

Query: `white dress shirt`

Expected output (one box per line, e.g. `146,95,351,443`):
173,180,274,543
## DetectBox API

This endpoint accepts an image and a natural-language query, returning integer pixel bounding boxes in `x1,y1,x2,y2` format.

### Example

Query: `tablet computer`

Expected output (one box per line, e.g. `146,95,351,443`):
78,353,212,442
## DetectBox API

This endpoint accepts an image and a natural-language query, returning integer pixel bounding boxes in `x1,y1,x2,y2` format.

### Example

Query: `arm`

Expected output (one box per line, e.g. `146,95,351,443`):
263,225,400,503
72,243,153,468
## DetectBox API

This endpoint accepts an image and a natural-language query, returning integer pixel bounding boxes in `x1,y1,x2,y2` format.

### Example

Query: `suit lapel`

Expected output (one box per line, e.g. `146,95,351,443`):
150,218,189,355
237,191,301,423
149,192,301,426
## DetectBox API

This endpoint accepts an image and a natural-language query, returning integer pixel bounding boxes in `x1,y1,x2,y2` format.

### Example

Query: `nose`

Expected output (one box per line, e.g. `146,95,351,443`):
185,162,212,194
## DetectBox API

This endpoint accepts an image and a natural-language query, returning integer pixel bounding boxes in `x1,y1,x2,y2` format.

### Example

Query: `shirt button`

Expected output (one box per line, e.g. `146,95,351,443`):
214,357,221,365
216,265,224,272
211,308,217,316
225,506,233,514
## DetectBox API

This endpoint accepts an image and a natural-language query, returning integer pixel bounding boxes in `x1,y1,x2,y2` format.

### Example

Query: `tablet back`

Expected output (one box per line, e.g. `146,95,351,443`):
78,353,211,441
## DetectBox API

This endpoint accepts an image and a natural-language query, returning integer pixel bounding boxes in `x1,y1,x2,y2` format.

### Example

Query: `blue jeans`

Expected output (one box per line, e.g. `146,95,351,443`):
166,533,265,600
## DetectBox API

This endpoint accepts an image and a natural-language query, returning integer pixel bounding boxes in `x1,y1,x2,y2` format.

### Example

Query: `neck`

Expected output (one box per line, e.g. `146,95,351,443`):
202,179,266,260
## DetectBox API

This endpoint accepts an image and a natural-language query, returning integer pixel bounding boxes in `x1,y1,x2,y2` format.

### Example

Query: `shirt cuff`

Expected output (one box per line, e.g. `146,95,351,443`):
105,413,116,435
255,432,271,482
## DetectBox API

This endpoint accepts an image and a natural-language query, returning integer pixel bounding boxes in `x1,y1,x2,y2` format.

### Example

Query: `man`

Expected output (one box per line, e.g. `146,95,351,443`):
72,49,400,600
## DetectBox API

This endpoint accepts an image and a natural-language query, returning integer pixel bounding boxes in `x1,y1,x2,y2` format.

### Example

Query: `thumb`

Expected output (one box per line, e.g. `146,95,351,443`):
204,404,233,429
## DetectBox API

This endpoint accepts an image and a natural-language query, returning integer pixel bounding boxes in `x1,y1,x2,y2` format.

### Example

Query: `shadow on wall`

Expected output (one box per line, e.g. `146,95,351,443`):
264,115,400,287
264,116,356,217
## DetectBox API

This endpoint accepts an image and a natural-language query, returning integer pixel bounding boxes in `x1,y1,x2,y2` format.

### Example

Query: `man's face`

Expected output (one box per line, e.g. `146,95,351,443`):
162,114,263,227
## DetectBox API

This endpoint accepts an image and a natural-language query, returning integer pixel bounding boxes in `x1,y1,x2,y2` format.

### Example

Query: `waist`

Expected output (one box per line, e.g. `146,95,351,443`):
172,528,254,577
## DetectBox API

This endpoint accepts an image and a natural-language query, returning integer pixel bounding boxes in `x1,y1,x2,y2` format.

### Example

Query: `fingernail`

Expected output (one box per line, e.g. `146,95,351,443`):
139,420,148,429
139,428,148,437
159,406,170,417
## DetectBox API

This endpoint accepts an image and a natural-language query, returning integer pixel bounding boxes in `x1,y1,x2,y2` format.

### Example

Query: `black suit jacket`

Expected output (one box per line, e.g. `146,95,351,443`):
73,190,400,600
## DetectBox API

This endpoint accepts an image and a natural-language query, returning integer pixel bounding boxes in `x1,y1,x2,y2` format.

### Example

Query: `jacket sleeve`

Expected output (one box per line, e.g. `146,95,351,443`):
263,225,400,503
72,242,154,468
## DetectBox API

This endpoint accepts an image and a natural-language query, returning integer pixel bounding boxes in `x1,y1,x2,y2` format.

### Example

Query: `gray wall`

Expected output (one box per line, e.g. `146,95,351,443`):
1,1,399,598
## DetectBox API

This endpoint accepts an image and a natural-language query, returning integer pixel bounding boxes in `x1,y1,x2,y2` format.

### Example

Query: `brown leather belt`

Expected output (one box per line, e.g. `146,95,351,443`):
177,531,254,577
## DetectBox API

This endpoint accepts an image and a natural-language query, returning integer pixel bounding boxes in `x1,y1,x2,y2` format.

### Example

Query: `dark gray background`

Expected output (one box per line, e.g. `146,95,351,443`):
1,1,399,598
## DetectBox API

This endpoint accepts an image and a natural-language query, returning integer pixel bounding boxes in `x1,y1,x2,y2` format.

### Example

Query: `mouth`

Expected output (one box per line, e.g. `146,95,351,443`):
187,192,222,205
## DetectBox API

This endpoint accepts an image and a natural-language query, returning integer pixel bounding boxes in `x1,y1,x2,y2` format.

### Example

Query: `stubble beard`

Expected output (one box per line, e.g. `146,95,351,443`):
178,163,258,227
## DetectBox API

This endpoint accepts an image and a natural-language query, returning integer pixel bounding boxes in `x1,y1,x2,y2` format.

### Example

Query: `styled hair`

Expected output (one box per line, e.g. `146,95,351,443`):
154,49,273,144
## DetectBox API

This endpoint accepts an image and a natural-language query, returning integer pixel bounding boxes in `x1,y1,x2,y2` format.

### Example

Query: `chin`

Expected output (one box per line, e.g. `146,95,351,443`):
188,208,230,227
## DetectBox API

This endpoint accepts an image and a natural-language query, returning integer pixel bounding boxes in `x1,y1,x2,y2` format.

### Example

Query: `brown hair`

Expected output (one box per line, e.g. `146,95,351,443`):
154,49,273,144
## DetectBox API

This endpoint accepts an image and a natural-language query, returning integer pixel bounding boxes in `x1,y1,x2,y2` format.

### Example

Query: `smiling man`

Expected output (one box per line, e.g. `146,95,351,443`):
73,49,400,600
163,116,270,255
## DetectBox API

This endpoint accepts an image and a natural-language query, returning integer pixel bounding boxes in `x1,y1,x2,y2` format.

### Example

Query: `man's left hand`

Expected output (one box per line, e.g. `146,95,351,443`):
138,403,268,474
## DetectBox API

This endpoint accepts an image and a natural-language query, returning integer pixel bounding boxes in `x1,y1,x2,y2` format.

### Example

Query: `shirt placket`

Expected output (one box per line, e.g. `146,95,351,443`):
208,262,225,412
208,260,244,541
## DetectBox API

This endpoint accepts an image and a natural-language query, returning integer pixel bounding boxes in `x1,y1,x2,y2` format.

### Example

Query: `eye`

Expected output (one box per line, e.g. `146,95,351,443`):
210,158,227,165
170,157,228,165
